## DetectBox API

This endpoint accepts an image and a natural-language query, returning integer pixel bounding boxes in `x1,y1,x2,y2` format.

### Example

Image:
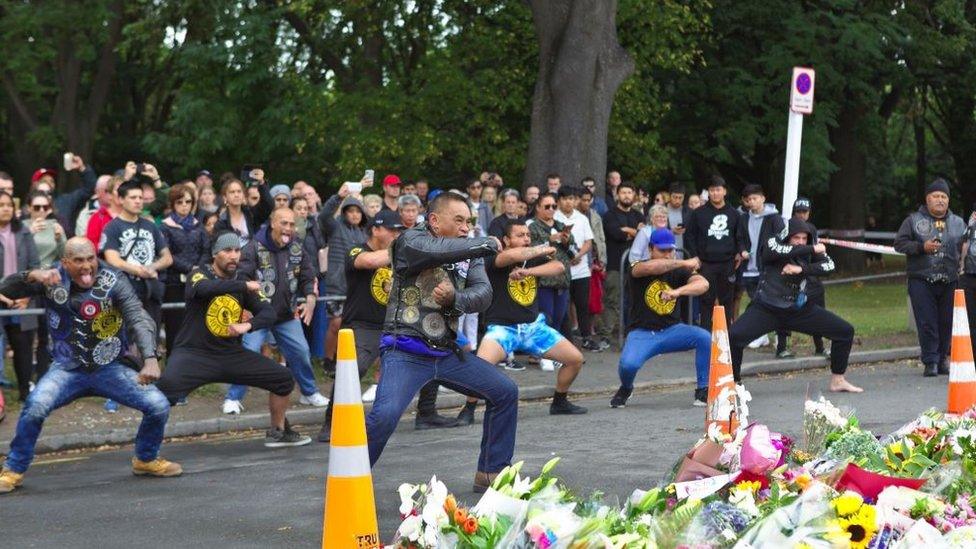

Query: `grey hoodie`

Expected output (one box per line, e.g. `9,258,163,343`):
744,204,780,277
318,194,369,295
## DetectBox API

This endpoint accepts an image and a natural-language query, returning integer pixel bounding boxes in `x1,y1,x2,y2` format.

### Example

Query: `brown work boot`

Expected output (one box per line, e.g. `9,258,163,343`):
0,468,23,493
132,457,183,477
473,471,499,494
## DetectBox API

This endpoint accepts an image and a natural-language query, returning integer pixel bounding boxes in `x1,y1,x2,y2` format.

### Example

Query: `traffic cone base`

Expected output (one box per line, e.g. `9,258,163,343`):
324,329,380,548
948,290,976,414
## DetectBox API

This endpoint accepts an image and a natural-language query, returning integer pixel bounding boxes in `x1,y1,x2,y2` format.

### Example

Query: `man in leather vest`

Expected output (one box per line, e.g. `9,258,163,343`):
365,192,518,493
894,179,967,377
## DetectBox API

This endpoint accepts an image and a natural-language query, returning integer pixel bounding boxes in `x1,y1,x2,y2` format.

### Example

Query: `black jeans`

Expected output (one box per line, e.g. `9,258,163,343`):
34,318,50,380
566,276,592,338
323,326,382,425
730,301,854,381
699,260,735,330
907,278,954,365
162,283,185,357
777,292,826,352
5,323,37,401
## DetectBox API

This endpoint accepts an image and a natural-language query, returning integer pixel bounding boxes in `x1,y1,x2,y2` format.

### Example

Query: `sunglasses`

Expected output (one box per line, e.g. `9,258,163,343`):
541,204,557,210
32,204,51,211
175,198,194,205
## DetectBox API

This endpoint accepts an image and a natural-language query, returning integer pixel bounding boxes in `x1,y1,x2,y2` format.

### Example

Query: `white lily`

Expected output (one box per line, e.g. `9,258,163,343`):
398,483,418,516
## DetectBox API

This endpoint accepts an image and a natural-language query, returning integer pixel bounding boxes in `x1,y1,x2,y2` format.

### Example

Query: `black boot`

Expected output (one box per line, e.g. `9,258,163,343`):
550,392,587,415
415,413,460,430
923,363,938,377
456,402,476,426
610,386,632,408
938,356,950,376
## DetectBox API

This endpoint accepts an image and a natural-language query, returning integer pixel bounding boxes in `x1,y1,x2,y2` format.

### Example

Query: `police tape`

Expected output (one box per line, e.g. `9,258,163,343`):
0,294,346,318
820,237,903,256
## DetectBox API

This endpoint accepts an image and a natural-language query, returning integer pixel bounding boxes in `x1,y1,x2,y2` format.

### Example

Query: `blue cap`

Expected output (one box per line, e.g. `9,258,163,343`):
650,228,676,250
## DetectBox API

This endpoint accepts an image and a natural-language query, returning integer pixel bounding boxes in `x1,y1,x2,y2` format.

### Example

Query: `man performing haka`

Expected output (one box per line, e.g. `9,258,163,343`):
729,219,861,393
0,237,179,494
611,229,712,408
156,233,311,447
365,192,518,493
456,218,586,425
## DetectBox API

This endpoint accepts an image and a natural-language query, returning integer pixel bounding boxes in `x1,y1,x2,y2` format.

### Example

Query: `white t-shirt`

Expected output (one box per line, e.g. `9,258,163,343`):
554,209,594,280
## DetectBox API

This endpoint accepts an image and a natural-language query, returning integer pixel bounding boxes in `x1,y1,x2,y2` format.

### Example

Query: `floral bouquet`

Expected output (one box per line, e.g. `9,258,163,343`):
802,396,853,458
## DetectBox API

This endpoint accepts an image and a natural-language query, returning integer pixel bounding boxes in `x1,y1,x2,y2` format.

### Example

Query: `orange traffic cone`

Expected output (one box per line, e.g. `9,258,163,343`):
323,329,379,549
705,305,740,435
947,289,976,414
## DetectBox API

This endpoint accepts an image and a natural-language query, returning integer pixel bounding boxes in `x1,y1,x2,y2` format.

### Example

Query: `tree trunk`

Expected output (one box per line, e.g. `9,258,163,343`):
524,0,634,197
913,95,927,204
827,104,867,273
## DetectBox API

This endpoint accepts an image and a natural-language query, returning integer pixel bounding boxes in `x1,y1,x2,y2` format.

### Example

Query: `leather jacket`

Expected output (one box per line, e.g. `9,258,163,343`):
755,221,835,310
894,206,967,283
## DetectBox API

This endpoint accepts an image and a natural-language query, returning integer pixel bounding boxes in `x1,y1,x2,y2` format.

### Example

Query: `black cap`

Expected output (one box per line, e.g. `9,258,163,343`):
926,178,950,196
196,169,212,178
793,197,811,211
371,209,405,229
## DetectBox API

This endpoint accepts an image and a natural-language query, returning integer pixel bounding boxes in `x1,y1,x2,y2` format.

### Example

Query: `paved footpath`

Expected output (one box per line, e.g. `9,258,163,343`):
0,360,948,548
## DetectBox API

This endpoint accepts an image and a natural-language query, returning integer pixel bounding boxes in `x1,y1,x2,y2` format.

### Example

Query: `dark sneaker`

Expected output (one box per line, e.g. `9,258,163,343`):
938,358,950,376
581,339,603,352
415,413,460,430
550,399,588,415
316,423,331,443
692,387,708,407
923,363,938,377
456,404,476,426
265,421,312,448
610,386,632,408
597,339,611,351
503,359,526,371
776,350,795,359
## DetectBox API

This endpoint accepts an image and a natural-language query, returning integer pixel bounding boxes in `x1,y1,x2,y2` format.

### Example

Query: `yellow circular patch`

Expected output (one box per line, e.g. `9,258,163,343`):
644,279,676,315
371,267,392,306
206,295,243,337
508,275,537,307
190,272,206,285
92,309,122,340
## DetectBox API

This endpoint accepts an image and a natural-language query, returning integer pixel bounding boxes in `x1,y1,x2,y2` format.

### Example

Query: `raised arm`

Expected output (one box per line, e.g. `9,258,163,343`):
114,275,158,360
395,232,499,275
802,253,836,276
0,271,46,300
520,259,565,278
632,257,700,278
242,284,277,332
184,267,248,301
452,258,492,314
763,234,814,263
494,244,554,268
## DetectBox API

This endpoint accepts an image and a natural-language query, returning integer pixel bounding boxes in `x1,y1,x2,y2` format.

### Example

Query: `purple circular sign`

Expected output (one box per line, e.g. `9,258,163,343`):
796,73,812,94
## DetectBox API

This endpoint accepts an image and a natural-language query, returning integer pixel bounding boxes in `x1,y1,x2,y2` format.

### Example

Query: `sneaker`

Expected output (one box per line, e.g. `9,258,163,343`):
415,413,460,430
0,469,24,494
457,403,476,426
132,457,183,477
610,386,632,408
550,399,588,415
361,384,378,403
776,350,795,359
747,334,770,349
28,381,35,393
265,420,312,448
597,339,611,351
503,359,526,371
299,392,330,407
692,388,708,407
817,347,831,358
580,339,603,352
104,399,119,413
316,424,331,443
175,397,188,406
222,399,243,415
539,359,557,371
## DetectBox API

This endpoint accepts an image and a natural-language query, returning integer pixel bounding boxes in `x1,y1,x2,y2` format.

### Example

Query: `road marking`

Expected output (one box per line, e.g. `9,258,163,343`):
34,456,90,466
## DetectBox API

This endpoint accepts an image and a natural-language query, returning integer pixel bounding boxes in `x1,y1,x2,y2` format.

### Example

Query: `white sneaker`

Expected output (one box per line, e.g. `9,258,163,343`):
361,384,378,403
222,399,243,415
747,334,770,349
540,359,556,371
299,392,330,407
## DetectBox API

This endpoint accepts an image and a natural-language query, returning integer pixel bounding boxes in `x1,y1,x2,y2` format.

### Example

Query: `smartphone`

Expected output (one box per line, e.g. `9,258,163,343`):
241,164,261,183
346,182,363,193
677,223,684,229
563,224,574,232
364,169,374,181
63,152,73,171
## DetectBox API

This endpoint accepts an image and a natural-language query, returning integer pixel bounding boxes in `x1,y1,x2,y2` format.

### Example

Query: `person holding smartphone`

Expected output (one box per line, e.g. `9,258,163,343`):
27,191,65,383
526,193,574,371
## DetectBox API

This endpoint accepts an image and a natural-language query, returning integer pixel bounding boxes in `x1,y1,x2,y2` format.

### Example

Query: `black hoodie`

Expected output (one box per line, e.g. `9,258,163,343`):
754,219,835,309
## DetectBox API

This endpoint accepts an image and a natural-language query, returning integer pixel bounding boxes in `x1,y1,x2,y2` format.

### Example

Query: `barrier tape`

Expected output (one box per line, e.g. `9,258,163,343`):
0,294,346,318
820,237,903,256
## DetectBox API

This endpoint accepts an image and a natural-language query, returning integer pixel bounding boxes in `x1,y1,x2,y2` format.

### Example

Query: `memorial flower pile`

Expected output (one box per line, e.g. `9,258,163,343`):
389,400,976,548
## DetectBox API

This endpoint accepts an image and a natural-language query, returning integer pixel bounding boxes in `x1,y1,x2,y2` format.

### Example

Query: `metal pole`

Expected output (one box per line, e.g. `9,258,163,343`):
781,110,804,220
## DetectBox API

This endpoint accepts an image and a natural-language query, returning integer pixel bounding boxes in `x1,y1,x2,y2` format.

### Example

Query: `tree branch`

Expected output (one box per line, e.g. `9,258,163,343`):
0,72,39,132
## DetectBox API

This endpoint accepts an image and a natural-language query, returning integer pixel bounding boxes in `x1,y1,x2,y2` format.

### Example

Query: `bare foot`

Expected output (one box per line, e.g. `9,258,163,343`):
829,377,864,393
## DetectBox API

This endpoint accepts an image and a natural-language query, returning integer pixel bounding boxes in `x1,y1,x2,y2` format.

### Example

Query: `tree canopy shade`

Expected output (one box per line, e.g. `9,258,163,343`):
3,0,976,263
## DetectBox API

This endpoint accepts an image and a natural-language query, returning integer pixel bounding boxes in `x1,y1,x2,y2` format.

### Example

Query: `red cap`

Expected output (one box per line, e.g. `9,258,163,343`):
382,174,401,186
31,168,57,183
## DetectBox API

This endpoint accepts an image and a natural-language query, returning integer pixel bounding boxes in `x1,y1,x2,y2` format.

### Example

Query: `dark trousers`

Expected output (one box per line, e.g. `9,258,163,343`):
34,318,50,380
162,283,185,356
907,278,955,365
963,274,976,345
538,287,570,333
323,326,381,424
777,292,826,352
4,323,37,401
699,260,735,330
730,301,854,381
566,276,592,338
416,380,441,416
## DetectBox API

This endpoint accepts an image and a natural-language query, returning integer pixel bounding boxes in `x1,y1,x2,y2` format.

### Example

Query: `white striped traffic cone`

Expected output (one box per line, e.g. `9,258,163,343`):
948,289,976,414
323,329,379,548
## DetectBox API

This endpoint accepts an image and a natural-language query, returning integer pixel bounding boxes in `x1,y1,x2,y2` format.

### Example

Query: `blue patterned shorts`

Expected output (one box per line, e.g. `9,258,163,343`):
484,313,564,357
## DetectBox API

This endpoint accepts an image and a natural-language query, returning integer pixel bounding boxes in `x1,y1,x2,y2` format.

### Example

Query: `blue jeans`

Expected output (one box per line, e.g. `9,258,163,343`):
537,287,569,332
226,318,319,400
618,324,711,390
366,348,518,473
6,362,170,473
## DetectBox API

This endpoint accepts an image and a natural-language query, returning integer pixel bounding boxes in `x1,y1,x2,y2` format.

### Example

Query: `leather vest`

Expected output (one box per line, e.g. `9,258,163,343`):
384,260,470,350
254,240,303,308
44,268,128,370
905,210,967,283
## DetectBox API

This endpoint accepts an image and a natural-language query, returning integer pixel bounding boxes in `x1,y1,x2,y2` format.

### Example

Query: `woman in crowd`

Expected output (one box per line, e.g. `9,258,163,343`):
0,191,39,402
648,204,669,229
159,184,209,358
197,186,219,219
528,193,574,370
214,178,272,246
25,190,64,383
482,185,499,217
362,194,383,218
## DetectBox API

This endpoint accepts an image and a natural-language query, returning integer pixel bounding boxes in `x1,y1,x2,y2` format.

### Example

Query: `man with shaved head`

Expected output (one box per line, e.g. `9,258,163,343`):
0,237,180,494
222,207,328,415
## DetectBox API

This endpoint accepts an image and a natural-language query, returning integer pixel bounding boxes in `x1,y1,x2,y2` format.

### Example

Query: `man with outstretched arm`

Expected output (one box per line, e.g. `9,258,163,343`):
729,219,861,393
156,233,311,447
611,229,712,408
0,237,180,493
457,219,586,425
365,192,518,493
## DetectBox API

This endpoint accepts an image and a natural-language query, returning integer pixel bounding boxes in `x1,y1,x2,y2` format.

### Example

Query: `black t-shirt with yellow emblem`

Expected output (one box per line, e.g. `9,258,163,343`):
484,256,546,326
342,243,392,329
628,267,692,331
174,265,276,351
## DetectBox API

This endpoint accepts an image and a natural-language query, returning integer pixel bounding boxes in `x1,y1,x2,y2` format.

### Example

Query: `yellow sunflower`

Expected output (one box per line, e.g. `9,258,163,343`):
827,506,877,549
832,491,864,517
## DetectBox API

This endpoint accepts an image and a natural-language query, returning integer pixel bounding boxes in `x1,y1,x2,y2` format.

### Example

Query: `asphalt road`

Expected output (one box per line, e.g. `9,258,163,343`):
0,360,946,548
